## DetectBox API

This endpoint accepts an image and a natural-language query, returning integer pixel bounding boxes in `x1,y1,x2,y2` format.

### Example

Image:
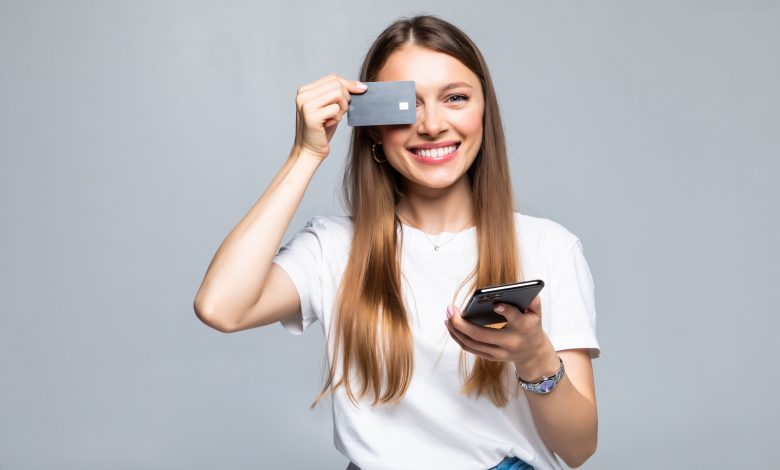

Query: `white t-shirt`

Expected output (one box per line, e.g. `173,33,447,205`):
272,212,600,470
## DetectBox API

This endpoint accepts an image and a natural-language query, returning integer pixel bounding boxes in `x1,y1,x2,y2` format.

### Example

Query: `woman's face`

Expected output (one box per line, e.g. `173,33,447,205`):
374,45,484,192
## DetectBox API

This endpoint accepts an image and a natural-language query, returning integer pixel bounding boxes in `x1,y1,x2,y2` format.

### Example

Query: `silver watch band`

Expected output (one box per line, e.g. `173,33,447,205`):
515,356,565,394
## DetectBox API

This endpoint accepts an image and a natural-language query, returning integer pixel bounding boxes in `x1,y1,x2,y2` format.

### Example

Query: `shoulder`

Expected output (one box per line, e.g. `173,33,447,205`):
306,214,354,233
299,215,354,251
513,211,581,257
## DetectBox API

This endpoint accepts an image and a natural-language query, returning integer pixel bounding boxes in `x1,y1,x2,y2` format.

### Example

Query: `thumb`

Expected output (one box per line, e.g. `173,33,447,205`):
350,80,368,94
524,295,542,315
493,302,522,322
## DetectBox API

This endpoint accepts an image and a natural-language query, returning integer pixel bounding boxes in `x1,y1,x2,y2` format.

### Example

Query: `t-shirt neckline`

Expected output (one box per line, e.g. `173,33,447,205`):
399,222,477,237
398,222,477,252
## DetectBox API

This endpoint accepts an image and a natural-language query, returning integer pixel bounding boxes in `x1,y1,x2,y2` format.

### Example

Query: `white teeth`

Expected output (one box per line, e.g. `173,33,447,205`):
411,144,458,158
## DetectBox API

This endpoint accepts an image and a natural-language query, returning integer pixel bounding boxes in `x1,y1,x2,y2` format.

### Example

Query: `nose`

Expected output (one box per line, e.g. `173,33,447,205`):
416,103,448,136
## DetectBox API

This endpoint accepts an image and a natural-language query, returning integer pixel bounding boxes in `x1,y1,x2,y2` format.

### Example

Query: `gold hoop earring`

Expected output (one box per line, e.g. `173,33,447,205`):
371,144,386,163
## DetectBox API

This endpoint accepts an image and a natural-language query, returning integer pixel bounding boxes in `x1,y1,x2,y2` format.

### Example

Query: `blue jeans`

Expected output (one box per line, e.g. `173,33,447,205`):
489,456,535,470
346,456,534,470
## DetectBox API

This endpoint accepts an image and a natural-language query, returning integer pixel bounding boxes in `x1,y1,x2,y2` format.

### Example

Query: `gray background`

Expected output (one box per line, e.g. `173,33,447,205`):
2,1,778,468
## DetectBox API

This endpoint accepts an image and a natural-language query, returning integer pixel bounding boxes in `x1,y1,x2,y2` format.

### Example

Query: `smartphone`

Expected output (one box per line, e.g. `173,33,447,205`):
461,280,545,328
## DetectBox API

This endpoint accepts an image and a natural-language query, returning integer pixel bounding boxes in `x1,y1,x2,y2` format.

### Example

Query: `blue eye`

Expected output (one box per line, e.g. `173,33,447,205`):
417,95,469,107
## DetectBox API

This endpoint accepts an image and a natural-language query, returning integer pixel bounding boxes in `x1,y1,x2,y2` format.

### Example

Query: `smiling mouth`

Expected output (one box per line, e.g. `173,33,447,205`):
407,142,461,159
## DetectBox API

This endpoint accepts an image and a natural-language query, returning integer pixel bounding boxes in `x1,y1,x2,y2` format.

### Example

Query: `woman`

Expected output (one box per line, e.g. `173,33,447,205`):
194,15,600,470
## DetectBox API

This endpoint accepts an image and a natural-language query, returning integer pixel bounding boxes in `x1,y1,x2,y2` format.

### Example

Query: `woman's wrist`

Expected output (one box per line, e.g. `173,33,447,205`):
292,146,327,164
513,337,559,382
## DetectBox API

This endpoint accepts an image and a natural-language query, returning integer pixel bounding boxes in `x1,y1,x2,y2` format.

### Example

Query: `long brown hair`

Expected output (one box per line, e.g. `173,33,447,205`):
311,15,521,409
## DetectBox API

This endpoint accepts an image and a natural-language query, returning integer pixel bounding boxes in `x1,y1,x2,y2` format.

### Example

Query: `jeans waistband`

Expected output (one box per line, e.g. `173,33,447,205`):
490,456,535,470
346,456,534,470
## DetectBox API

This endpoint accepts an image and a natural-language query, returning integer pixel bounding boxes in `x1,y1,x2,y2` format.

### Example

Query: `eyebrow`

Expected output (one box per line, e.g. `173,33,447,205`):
416,82,473,96
440,81,473,91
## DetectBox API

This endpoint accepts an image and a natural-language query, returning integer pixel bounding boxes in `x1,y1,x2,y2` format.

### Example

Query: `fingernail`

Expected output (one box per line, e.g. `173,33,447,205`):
494,303,505,312
355,81,367,90
446,305,453,319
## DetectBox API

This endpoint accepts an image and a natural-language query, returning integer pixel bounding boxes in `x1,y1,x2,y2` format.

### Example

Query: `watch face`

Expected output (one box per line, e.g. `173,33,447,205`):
538,379,556,393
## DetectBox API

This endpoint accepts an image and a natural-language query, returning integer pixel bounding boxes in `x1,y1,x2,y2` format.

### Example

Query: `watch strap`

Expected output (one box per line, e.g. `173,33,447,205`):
515,356,565,394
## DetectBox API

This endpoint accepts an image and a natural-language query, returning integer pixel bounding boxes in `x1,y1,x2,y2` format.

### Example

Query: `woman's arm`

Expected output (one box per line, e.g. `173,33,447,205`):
445,301,598,468
514,345,597,468
194,75,366,332
193,150,323,332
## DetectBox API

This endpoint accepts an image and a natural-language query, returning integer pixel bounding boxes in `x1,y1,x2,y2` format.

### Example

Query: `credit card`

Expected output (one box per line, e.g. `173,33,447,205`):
347,80,417,126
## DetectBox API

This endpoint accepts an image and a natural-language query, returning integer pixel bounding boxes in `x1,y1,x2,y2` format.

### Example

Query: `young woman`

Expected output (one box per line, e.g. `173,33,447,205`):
194,15,600,470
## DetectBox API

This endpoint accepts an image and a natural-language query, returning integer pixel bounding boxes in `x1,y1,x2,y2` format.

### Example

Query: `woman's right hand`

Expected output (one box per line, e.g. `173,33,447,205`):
293,74,368,160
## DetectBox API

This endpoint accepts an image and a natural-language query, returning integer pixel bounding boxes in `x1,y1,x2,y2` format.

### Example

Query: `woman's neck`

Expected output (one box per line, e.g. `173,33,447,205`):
396,177,475,234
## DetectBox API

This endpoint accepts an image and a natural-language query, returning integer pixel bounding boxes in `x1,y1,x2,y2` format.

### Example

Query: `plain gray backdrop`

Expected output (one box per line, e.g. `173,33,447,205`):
2,1,778,468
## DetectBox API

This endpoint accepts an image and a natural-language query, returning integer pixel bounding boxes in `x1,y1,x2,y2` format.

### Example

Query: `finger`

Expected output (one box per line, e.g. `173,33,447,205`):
449,305,508,345
329,80,362,113
526,295,542,314
299,74,367,95
324,108,344,128
335,76,368,94
299,83,349,115
493,302,543,339
445,319,501,360
452,335,498,361
297,73,340,94
306,103,342,128
324,84,356,120
446,317,506,359
492,302,523,325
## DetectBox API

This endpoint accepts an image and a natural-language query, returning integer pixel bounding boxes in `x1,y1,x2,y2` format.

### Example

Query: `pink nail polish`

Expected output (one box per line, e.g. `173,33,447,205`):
446,305,453,319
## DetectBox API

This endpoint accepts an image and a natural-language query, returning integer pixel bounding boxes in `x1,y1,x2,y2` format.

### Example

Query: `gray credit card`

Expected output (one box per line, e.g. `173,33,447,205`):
347,80,417,126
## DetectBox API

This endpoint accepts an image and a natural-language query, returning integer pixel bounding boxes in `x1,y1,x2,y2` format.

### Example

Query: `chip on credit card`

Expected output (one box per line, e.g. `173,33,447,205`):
347,80,417,126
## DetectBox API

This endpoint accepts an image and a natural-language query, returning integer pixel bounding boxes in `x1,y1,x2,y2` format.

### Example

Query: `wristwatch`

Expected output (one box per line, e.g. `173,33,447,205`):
515,356,565,394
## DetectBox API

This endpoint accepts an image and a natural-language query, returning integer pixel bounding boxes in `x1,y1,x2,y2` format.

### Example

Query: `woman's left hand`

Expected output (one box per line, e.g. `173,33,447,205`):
444,296,551,367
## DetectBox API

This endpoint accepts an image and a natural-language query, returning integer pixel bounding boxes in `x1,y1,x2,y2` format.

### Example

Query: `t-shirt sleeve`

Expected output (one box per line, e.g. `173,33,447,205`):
271,217,325,335
547,238,601,359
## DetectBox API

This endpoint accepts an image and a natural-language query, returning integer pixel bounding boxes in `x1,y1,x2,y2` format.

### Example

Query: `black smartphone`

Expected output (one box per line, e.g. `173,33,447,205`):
461,280,545,328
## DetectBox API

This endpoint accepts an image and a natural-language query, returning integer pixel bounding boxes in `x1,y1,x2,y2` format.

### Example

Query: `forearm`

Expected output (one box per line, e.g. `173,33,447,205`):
514,339,597,468
194,147,323,327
